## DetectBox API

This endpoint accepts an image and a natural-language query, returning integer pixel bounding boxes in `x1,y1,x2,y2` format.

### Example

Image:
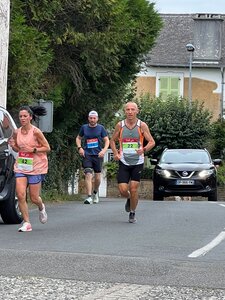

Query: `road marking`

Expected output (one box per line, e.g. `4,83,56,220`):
219,204,225,208
188,230,225,258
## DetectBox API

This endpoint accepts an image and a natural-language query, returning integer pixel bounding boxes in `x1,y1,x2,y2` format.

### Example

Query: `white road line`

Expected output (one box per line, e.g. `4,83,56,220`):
188,230,225,258
219,204,225,208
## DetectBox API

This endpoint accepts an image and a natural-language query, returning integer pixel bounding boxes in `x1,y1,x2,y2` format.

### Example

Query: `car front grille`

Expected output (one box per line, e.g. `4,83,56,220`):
175,170,195,178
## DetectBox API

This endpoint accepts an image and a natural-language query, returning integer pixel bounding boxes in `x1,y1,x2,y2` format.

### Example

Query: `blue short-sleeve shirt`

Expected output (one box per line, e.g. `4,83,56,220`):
79,124,108,155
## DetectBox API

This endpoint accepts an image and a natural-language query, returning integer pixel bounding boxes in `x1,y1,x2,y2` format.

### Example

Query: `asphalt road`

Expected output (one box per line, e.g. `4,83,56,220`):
1,198,225,299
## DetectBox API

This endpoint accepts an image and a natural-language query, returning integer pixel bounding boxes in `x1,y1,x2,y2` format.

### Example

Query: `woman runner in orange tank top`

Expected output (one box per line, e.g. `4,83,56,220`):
8,105,51,232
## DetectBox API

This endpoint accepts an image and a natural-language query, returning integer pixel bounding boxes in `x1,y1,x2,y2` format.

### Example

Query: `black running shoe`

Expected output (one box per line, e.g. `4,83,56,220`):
125,198,130,212
129,212,137,223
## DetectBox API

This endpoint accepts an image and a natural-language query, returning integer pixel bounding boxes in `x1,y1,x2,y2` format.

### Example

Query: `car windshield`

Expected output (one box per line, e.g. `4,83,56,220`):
160,150,211,164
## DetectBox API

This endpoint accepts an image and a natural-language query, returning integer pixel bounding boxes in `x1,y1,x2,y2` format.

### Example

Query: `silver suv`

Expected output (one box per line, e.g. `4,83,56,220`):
0,106,22,224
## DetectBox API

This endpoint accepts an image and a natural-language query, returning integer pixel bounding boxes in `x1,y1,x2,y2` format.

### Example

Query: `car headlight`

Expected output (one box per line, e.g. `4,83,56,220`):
156,169,171,178
198,170,214,178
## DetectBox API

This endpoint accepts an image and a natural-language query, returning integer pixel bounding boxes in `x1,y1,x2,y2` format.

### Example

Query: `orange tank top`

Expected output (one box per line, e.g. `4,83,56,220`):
14,125,48,175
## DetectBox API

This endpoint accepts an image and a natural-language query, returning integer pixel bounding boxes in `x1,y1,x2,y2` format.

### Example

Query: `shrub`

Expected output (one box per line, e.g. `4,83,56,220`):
210,120,225,159
104,161,119,180
137,95,212,158
141,167,153,179
216,163,225,186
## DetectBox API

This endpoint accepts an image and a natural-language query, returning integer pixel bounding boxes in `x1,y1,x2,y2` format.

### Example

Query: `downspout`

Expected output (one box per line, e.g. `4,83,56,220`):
221,66,225,120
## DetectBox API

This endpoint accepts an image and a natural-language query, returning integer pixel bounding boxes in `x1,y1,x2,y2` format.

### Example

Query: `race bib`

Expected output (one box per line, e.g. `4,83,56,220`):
122,138,139,154
17,152,34,171
87,138,98,148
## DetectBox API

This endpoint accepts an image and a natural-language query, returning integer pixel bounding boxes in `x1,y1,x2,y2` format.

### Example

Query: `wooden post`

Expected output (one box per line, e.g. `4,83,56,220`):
0,0,10,108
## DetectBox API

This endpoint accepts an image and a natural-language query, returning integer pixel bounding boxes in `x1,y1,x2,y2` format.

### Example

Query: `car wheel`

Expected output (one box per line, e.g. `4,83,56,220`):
153,190,164,201
0,176,23,224
208,189,218,202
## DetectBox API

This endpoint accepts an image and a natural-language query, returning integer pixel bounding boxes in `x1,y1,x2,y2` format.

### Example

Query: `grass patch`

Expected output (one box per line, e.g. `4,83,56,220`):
42,190,83,203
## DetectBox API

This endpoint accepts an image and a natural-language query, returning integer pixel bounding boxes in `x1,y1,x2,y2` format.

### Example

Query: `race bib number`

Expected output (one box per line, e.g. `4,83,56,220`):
87,138,98,148
122,138,139,154
17,152,34,171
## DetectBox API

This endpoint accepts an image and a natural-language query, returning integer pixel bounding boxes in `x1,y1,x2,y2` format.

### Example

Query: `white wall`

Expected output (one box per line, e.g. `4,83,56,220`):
0,0,10,108
138,66,222,92
138,65,225,112
99,149,114,197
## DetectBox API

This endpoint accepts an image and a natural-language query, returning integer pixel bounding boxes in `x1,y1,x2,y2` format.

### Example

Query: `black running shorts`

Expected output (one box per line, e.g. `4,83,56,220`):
117,161,144,183
82,155,103,173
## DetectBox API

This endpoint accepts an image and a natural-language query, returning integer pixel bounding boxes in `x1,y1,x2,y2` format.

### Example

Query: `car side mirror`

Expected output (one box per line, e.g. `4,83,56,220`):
213,159,222,166
150,158,158,165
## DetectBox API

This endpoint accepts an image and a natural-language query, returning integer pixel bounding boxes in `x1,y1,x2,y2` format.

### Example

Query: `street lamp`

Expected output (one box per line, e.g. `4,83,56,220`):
186,43,195,105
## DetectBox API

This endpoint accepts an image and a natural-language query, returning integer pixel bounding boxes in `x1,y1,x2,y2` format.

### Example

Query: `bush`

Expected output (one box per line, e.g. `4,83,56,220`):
137,95,212,158
216,163,225,186
141,167,153,179
104,161,119,180
210,120,225,159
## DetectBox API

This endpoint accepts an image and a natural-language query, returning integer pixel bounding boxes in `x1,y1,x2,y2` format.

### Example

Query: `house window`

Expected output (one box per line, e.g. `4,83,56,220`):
156,73,183,99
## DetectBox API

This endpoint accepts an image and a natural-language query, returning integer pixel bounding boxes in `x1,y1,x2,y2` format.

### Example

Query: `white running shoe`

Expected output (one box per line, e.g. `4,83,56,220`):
84,197,93,204
129,212,137,223
93,193,99,204
39,203,48,224
18,222,32,232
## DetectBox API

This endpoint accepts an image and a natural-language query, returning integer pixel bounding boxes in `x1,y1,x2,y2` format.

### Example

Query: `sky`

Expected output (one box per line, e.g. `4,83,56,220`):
153,0,225,14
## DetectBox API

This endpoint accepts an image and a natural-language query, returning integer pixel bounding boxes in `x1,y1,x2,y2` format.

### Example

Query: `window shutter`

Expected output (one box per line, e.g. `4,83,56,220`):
170,77,180,96
159,77,169,99
159,76,180,98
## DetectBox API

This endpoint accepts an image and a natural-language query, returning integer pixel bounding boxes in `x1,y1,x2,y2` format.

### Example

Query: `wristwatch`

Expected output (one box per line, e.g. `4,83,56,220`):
33,148,37,153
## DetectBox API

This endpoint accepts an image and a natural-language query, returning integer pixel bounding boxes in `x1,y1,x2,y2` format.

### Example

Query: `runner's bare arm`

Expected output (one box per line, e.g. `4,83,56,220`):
98,136,110,158
34,129,51,153
8,130,19,152
102,136,110,153
110,122,121,160
141,122,155,152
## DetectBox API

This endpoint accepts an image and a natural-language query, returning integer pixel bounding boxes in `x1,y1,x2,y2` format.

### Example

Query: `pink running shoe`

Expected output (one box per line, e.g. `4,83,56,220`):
18,222,32,232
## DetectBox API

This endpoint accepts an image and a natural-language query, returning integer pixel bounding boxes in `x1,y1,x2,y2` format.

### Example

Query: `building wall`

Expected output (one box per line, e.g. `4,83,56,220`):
135,67,222,121
135,76,156,97
184,78,220,121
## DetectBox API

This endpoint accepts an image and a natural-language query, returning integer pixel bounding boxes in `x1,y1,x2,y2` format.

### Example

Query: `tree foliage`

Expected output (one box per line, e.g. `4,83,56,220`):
8,1,53,108
8,0,163,192
210,120,225,159
137,95,213,158
9,0,162,124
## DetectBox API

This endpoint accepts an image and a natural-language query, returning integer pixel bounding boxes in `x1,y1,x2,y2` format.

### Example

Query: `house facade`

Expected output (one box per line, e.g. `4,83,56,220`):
136,13,225,121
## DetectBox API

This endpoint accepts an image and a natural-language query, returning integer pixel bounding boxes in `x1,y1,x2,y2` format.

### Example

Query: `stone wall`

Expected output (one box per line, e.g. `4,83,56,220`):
79,178,225,201
107,179,153,199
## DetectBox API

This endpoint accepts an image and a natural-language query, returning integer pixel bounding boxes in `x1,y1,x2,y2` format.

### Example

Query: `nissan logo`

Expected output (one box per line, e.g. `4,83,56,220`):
182,171,188,176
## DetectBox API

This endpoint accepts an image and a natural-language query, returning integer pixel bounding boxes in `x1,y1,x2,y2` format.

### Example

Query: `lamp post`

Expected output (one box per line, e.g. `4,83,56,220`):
186,43,195,105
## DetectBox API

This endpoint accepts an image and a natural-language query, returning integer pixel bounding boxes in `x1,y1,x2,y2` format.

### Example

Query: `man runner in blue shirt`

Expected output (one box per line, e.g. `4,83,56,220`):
76,111,109,204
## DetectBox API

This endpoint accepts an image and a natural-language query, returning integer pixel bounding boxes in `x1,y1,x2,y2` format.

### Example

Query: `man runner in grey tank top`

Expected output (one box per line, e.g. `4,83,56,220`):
110,102,155,223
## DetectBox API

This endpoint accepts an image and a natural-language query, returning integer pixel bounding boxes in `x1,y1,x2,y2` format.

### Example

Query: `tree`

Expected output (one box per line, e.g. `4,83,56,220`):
9,0,162,125
137,95,212,158
210,120,225,159
8,0,53,108
8,0,163,193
